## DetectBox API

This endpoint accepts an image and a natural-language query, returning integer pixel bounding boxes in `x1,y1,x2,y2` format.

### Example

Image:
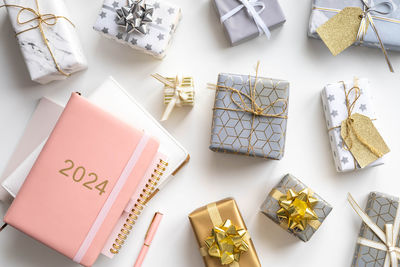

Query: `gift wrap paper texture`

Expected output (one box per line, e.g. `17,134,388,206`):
351,192,400,267
321,78,384,172
209,73,289,160
260,174,333,242
213,0,286,46
308,0,400,51
188,198,261,267
94,0,181,58
4,0,87,84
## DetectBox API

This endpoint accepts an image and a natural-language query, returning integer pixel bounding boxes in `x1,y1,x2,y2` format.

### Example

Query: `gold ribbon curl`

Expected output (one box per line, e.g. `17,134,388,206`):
271,188,321,231
1,0,75,76
204,219,249,265
210,62,288,156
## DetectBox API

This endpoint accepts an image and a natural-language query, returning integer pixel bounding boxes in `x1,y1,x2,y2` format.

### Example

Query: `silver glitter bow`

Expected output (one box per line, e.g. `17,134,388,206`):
116,0,154,34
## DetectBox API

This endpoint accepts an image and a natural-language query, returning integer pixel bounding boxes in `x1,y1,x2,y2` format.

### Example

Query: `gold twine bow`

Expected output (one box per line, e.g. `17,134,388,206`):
274,188,320,231
209,62,288,155
0,0,75,76
204,219,249,265
152,73,194,121
340,79,383,158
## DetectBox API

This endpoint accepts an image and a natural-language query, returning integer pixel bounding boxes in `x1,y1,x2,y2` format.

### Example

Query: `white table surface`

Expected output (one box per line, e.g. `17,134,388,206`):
1,0,400,266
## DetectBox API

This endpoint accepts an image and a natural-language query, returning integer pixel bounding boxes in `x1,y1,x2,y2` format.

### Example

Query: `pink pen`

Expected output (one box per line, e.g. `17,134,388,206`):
133,212,163,267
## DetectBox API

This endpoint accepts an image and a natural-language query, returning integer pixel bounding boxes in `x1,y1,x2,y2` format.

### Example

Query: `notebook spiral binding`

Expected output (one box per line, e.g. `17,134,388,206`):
109,159,168,254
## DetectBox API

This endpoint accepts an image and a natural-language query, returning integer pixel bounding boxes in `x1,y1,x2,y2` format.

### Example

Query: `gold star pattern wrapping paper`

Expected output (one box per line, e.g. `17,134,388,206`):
260,174,332,242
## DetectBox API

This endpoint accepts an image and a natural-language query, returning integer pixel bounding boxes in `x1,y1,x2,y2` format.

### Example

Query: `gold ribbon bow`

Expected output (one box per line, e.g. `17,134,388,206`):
348,194,400,267
271,188,321,231
0,0,75,76
209,62,288,156
152,73,194,121
199,203,250,267
204,219,249,265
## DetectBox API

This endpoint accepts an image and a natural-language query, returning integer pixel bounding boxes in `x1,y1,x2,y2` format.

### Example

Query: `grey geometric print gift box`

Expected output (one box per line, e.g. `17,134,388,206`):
209,72,289,160
260,174,333,242
94,0,181,59
348,192,400,267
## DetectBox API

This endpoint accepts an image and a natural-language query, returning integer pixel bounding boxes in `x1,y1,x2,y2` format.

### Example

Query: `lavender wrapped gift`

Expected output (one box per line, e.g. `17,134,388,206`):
213,0,285,46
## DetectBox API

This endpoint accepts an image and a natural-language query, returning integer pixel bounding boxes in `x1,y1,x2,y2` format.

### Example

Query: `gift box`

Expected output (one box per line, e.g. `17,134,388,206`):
260,174,333,242
189,198,261,267
213,0,285,46
348,192,400,267
93,0,181,59
152,74,194,121
308,0,400,51
3,0,87,84
321,78,386,172
209,72,289,160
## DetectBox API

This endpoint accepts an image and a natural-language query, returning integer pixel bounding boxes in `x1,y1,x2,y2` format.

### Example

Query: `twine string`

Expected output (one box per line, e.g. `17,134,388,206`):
0,0,75,76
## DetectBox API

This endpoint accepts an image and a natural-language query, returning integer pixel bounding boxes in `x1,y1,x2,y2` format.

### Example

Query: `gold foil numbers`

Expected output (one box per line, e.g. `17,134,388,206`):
341,113,390,168
276,188,320,231
316,7,363,56
204,219,249,265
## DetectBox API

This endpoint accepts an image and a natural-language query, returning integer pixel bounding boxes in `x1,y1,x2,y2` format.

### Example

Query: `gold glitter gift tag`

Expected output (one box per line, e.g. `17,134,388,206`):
341,113,390,168
316,7,363,56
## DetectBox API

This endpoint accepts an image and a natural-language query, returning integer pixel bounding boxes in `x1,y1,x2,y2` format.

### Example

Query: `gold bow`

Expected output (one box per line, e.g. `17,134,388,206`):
272,188,320,231
152,73,194,121
209,62,288,155
340,80,383,158
204,219,249,265
1,0,75,76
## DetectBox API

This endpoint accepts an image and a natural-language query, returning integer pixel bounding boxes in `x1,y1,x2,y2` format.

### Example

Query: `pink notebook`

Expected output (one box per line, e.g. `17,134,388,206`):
4,93,160,267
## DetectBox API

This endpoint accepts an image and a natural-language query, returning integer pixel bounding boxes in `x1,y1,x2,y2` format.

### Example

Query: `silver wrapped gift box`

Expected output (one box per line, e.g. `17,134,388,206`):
209,72,289,160
3,0,87,84
308,0,400,51
213,0,285,46
260,174,333,242
350,192,400,267
321,78,385,172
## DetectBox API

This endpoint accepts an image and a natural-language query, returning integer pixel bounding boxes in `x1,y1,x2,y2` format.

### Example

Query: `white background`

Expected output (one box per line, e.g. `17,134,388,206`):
1,0,400,266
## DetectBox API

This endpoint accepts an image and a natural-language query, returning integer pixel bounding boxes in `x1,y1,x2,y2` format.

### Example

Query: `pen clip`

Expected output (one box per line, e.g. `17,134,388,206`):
145,212,162,239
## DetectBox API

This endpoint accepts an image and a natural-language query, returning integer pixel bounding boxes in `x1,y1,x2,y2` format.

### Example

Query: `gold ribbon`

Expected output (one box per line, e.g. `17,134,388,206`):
200,203,250,266
209,62,288,156
313,1,396,72
0,0,75,76
152,73,194,121
270,188,321,231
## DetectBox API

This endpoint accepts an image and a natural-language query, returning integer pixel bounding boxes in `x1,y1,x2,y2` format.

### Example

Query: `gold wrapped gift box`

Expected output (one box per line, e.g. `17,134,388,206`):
188,198,260,267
